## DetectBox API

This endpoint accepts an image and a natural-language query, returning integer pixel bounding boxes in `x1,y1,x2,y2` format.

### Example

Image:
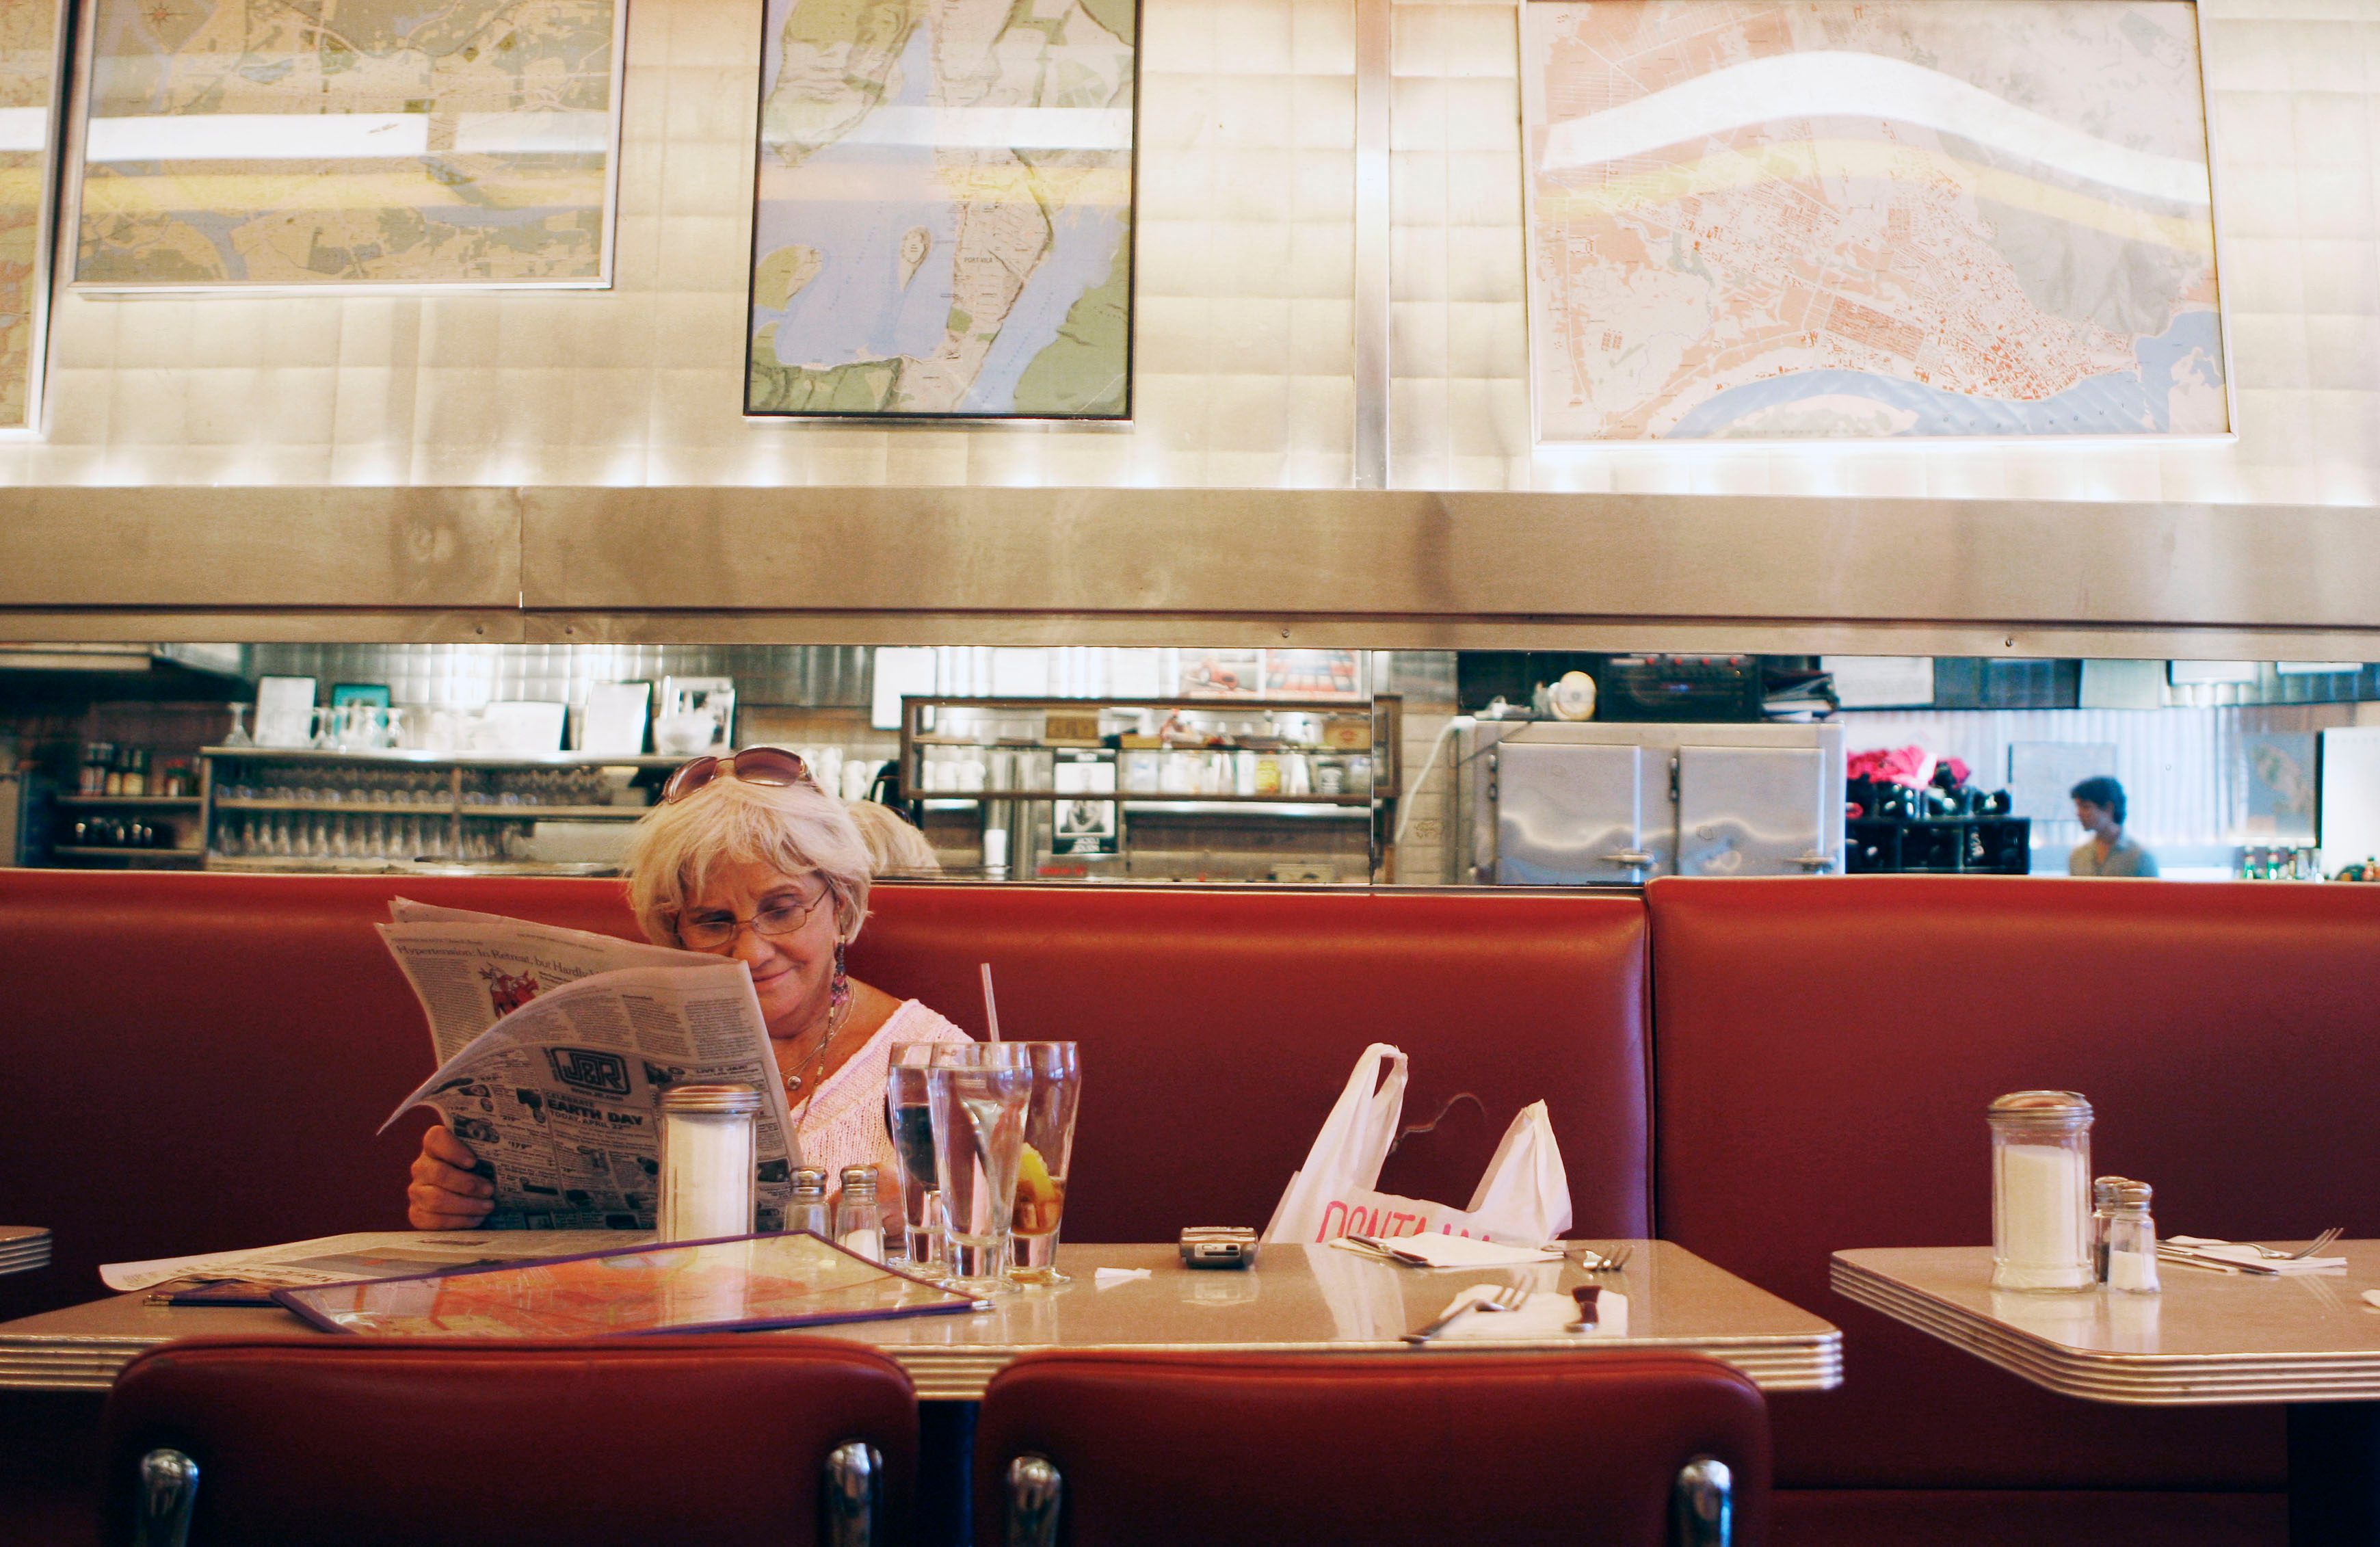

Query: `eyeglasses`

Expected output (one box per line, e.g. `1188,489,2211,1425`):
673,886,830,951
661,746,812,805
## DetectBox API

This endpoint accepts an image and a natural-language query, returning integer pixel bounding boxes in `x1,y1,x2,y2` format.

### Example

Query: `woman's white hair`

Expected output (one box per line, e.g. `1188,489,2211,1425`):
845,799,941,875
623,769,873,947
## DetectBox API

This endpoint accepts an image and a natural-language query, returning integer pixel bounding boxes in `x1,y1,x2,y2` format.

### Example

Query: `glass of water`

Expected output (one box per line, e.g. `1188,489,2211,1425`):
884,1042,944,1269
1007,1042,1081,1285
925,1059,1031,1295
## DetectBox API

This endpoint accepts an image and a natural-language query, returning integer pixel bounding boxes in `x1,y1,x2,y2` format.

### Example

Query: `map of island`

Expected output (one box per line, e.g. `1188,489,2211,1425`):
0,0,57,427
1520,1,2227,441
76,0,621,287
745,0,1136,418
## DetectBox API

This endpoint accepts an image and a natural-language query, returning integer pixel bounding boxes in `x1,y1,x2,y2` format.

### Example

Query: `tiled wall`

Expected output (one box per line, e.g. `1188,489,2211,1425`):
9,0,1358,487
1,0,2362,498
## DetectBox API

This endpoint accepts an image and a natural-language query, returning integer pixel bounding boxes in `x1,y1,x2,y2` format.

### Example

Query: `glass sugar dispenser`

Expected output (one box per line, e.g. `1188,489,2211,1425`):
1988,1090,2095,1293
656,1084,761,1244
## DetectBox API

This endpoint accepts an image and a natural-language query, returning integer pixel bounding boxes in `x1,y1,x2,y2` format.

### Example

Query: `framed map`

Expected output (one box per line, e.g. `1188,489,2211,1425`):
1519,1,2229,442
745,0,1137,419
72,0,624,289
0,0,62,429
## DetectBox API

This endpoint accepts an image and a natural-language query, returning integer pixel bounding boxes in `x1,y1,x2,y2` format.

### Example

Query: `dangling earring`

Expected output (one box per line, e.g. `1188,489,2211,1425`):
829,940,851,1024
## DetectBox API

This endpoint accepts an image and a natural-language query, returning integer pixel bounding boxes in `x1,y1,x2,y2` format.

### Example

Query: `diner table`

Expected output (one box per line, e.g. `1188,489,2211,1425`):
0,1228,50,1277
1834,1243,2380,1545
0,1239,1840,1395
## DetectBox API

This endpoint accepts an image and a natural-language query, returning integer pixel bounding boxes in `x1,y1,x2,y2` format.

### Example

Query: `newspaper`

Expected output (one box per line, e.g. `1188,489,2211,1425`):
102,1230,650,1293
380,898,725,1062
378,902,798,1230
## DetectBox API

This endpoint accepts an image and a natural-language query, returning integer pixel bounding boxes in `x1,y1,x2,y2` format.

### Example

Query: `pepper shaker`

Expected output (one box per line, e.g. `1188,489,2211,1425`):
785,1167,830,1238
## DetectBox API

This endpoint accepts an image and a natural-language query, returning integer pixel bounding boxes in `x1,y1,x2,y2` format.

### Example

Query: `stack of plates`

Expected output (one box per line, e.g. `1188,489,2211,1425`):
0,1226,51,1275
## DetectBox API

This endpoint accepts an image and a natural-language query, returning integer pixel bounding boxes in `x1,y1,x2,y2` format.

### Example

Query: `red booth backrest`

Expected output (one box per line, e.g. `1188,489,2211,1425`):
848,885,1652,1245
0,872,1650,1317
1648,875,2380,1495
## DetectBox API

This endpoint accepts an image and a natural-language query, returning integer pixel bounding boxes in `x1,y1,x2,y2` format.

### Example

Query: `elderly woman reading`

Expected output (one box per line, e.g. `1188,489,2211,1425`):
407,747,971,1229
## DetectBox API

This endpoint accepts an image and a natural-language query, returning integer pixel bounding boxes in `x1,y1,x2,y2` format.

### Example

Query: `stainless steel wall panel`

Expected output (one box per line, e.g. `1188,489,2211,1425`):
520,486,2380,631
0,488,518,609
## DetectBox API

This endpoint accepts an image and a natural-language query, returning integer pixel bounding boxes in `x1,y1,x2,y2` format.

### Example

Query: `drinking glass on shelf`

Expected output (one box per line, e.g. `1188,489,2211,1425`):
1006,1042,1081,1285
925,1060,1031,1295
885,1044,944,1269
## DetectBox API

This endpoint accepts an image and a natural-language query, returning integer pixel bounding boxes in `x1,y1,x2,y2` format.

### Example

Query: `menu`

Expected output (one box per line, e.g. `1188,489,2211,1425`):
276,1232,981,1338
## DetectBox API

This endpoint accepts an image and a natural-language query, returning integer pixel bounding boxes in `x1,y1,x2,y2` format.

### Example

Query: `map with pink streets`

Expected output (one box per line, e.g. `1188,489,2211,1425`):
1520,1,2227,441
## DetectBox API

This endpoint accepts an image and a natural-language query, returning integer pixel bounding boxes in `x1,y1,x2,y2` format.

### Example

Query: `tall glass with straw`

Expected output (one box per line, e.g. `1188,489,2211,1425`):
926,1051,1031,1295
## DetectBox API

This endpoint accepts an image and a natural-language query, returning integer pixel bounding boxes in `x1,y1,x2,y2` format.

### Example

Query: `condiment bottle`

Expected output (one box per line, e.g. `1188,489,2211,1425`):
655,1084,761,1243
1988,1091,2094,1293
2103,1180,2160,1294
2091,1176,2131,1283
835,1165,885,1261
785,1167,830,1237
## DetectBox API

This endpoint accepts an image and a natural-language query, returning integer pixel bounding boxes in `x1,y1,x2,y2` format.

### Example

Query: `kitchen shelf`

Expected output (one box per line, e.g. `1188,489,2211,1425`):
202,747,680,767
57,795,202,808
908,791,1377,806
51,847,205,862
899,692,1401,883
455,805,650,820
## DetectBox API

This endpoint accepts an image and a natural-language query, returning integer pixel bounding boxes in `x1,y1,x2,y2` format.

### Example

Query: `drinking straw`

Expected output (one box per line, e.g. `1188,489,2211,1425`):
980,962,1003,1042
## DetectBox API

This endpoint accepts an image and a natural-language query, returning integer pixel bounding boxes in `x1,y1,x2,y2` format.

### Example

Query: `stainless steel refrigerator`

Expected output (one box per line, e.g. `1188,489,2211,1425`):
1454,721,1846,885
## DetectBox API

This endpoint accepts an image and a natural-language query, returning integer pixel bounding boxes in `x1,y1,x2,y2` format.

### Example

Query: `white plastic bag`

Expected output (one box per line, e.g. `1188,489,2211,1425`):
1262,1043,1572,1247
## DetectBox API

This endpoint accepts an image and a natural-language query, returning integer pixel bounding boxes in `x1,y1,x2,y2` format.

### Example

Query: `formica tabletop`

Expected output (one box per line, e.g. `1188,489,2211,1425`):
0,1240,1839,1401
1834,1243,2380,1405
0,1226,50,1276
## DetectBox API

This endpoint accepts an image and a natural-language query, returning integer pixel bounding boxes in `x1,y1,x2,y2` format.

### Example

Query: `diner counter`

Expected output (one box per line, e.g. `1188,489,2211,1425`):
0,1241,1840,1400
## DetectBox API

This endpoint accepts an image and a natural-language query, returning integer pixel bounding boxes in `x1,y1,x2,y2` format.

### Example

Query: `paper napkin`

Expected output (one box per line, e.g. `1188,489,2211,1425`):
2165,1235,2347,1273
1094,1267,1152,1287
1418,1283,1630,1341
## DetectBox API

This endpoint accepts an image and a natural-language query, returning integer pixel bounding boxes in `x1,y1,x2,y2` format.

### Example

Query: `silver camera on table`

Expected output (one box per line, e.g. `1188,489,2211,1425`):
1178,1226,1259,1269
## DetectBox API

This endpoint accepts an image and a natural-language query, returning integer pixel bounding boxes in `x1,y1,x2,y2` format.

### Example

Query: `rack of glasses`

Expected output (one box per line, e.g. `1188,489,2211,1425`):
198,749,682,872
897,696,1401,882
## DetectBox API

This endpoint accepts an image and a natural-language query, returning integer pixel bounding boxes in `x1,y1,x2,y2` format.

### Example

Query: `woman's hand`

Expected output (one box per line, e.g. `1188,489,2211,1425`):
408,1124,496,1229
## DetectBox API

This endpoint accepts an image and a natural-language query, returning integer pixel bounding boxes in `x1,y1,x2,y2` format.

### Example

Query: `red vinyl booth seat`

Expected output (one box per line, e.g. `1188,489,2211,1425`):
98,1335,918,1546
1648,875,2380,1538
0,871,1652,1319
972,1349,1770,1547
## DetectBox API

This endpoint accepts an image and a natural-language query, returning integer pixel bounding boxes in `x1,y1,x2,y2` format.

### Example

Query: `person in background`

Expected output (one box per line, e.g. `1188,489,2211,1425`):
2069,776,2158,877
407,749,970,1228
846,798,941,875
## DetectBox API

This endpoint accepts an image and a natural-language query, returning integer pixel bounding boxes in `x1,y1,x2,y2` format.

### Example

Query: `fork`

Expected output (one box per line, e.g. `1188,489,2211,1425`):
1587,1243,1634,1274
1403,1283,1529,1345
2250,1227,2343,1261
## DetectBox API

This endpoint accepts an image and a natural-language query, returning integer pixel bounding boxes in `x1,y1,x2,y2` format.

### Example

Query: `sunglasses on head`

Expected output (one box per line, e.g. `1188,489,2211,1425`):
661,746,815,805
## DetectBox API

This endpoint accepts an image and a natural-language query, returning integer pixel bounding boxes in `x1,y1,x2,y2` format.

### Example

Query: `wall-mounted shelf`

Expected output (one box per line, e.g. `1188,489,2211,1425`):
898,693,1401,882
57,795,202,808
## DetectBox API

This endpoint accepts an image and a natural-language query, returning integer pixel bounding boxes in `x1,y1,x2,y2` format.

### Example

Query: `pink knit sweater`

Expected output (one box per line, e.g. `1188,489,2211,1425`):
789,999,972,1183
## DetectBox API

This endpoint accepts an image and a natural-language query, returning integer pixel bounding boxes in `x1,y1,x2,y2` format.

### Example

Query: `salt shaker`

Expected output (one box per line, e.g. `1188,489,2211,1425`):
1988,1091,2093,1292
785,1167,830,1237
835,1165,885,1261
657,1084,761,1243
2103,1180,2161,1294
2091,1176,2131,1283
